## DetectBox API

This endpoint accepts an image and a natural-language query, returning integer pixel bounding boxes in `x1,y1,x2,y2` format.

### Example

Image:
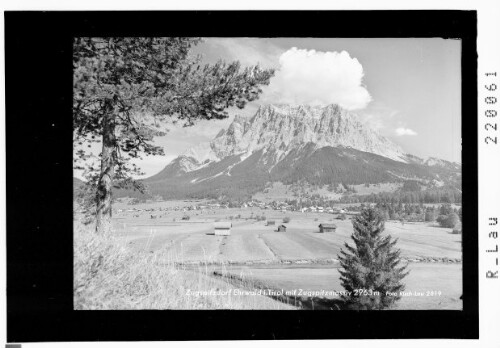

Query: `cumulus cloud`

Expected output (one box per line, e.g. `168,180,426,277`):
356,102,400,134
131,155,179,178
263,48,372,110
395,127,418,136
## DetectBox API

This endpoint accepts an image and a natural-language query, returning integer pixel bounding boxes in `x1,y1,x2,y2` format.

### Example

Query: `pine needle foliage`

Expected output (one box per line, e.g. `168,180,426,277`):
338,207,409,309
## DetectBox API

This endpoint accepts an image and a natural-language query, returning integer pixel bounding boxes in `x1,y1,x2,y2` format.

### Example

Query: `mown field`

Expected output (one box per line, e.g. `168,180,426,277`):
113,204,462,262
110,202,463,309
216,263,462,310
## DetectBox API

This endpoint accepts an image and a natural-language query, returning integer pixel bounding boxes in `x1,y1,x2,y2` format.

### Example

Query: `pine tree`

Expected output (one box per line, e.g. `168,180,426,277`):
73,38,274,234
425,209,436,222
446,212,460,228
337,207,409,309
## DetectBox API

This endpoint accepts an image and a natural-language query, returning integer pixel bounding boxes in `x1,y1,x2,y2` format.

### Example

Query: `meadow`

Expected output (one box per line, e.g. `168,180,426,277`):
112,202,462,263
74,223,295,310
89,200,464,310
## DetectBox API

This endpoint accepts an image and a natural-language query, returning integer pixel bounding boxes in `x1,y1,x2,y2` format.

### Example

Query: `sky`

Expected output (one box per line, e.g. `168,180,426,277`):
75,38,462,179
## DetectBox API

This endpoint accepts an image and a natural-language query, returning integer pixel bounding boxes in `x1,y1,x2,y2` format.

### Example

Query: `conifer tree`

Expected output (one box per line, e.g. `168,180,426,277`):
338,207,409,309
73,37,274,234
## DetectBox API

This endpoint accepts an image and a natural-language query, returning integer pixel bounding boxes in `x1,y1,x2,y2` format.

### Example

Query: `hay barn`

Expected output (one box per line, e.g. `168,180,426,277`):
319,223,337,233
214,222,232,236
276,225,287,232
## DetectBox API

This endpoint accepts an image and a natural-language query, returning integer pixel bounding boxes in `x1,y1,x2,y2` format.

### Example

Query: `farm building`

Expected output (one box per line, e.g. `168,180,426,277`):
214,222,232,236
266,220,275,226
319,223,337,233
276,225,287,232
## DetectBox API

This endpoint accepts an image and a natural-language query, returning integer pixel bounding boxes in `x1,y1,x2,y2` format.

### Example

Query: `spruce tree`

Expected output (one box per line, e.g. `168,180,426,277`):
338,207,409,310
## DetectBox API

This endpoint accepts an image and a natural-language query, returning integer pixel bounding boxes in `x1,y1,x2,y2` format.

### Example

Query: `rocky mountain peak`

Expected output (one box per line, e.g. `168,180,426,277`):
176,103,410,173
143,104,461,200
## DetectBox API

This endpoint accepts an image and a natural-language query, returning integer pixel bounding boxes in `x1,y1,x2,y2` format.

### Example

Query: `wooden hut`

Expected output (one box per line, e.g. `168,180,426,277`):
276,225,287,232
214,222,232,236
266,220,275,226
319,223,337,233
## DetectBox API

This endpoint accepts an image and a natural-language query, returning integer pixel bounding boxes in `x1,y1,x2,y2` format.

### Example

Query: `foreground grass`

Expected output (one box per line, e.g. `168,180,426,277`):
74,223,294,310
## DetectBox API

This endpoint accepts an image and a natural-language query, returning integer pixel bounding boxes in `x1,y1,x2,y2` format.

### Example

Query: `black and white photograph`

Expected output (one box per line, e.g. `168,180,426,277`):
5,8,489,344
73,37,463,310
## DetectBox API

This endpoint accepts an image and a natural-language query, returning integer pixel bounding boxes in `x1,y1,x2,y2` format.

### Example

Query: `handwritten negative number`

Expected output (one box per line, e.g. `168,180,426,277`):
485,136,498,145
485,76,498,145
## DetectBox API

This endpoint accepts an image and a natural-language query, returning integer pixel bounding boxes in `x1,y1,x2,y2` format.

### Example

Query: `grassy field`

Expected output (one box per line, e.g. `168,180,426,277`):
76,202,463,310
112,205,462,263
74,223,295,310
216,263,462,310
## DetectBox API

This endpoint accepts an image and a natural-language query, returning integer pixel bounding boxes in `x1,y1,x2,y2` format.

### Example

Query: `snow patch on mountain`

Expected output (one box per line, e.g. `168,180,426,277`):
182,142,218,163
423,157,461,170
177,103,411,173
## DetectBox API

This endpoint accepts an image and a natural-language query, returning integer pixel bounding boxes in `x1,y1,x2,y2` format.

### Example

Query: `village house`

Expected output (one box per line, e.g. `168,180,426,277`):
266,220,275,226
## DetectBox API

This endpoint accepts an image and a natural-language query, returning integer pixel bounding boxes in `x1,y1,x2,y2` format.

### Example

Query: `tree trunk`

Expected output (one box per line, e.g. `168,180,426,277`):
95,102,116,234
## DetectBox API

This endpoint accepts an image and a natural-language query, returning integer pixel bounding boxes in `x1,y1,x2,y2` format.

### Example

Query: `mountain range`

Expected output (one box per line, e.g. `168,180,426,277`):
113,104,461,201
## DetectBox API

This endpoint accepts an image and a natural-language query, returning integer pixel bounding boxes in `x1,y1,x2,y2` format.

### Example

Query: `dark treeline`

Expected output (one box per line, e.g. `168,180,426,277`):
373,202,462,230
338,186,461,204
274,145,439,187
113,183,461,206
